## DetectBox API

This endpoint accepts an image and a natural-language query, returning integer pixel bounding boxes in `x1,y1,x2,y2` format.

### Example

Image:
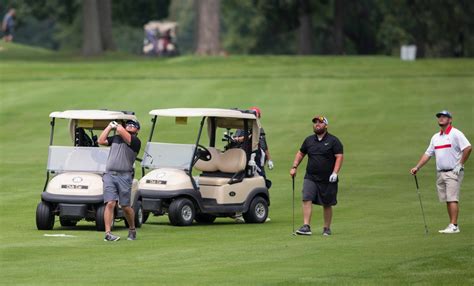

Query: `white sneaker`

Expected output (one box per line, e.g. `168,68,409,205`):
233,214,245,223
438,224,460,234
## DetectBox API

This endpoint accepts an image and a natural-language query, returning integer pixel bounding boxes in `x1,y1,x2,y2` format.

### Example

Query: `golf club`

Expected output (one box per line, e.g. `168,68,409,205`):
292,176,296,236
414,175,428,235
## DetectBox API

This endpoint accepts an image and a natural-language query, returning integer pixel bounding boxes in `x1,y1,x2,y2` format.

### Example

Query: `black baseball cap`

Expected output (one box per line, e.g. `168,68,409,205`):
436,110,452,118
126,120,140,129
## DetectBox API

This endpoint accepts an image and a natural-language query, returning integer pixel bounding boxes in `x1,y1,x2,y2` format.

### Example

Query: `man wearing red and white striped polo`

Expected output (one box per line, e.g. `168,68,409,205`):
410,110,471,234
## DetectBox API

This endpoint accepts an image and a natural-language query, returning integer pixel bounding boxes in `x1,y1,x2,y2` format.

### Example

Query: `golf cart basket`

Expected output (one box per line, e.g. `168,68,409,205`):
143,21,179,57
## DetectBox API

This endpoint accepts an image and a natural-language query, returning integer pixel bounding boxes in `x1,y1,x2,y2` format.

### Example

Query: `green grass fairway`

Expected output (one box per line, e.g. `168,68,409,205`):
1,43,473,285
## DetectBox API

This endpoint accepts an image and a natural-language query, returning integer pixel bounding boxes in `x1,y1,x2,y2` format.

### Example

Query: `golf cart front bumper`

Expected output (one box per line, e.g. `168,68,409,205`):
139,188,198,212
41,193,103,219
41,192,103,204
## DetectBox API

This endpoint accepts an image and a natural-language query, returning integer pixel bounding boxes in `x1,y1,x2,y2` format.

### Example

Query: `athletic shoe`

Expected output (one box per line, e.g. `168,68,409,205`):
232,213,245,223
296,224,312,235
438,224,460,234
104,232,120,242
322,227,332,236
265,217,271,222
127,229,137,240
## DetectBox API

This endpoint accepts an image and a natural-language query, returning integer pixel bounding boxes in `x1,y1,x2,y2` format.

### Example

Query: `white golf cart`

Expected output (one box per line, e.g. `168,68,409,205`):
36,110,144,231
143,21,179,56
138,108,270,226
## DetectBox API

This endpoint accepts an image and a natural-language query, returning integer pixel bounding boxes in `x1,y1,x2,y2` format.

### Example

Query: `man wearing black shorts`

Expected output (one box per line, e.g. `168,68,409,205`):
290,115,344,235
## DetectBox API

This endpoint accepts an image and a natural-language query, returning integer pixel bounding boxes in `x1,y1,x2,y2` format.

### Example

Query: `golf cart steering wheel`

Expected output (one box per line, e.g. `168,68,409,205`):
196,144,212,162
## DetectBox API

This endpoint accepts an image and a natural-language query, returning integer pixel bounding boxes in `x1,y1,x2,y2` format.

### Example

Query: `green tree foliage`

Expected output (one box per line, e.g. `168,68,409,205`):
112,0,170,27
0,0,80,50
222,0,299,54
376,0,473,57
0,0,170,53
2,0,473,56
168,0,195,54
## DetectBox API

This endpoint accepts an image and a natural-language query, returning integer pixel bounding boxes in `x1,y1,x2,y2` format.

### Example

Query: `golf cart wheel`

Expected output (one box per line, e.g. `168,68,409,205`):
59,217,77,227
134,200,144,228
168,198,195,226
243,196,268,223
36,201,55,230
195,213,216,224
124,200,144,228
95,204,107,231
142,212,150,224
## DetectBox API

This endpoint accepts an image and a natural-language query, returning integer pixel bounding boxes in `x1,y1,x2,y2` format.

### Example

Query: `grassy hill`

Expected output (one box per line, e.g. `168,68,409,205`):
0,42,55,60
0,49,473,285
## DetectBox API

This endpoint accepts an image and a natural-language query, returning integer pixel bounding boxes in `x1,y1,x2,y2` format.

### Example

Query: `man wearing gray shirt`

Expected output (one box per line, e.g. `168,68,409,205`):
98,120,141,241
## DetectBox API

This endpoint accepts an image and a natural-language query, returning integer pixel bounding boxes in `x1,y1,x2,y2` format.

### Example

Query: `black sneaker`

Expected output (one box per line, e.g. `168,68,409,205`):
127,229,137,241
104,232,120,242
296,224,312,235
322,227,331,236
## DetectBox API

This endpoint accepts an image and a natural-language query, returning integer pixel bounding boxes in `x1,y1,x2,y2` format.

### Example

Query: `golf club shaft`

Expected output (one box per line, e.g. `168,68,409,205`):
292,176,295,234
414,175,428,234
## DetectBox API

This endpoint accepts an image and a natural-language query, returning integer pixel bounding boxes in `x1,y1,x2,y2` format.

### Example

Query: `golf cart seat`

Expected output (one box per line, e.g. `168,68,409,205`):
195,147,221,172
195,148,247,186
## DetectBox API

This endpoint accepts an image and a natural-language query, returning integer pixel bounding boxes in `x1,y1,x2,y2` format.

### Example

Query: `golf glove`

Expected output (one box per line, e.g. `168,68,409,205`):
109,121,118,129
268,160,274,170
453,164,464,175
329,173,338,183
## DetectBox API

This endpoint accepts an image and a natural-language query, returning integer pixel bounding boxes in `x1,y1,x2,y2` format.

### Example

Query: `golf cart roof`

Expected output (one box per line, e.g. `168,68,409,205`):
144,21,178,33
149,108,257,119
49,110,137,121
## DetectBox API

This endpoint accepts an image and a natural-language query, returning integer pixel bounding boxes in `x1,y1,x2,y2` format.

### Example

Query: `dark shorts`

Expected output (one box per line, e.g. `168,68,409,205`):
4,27,13,36
302,179,338,206
103,172,133,206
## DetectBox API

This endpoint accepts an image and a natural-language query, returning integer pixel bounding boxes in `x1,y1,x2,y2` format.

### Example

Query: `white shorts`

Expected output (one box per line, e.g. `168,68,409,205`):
436,171,464,202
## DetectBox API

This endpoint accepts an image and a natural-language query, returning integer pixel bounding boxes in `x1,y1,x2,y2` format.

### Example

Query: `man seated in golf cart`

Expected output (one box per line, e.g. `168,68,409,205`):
232,107,273,188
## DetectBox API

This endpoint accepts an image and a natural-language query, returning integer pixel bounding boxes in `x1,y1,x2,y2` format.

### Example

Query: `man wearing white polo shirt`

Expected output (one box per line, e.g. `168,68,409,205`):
410,110,471,234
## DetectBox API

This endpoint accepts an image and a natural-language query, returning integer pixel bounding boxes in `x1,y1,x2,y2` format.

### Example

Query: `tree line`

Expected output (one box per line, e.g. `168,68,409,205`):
1,0,472,57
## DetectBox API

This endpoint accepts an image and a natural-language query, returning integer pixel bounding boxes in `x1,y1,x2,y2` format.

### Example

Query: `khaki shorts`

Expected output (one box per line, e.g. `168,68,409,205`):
436,171,464,202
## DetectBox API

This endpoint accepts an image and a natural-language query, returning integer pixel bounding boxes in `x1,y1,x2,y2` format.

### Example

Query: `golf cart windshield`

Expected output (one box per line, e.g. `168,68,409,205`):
141,142,195,170
47,146,109,173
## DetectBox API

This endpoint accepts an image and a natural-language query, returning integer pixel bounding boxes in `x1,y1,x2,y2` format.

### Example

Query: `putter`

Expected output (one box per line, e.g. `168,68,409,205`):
292,176,296,236
414,175,429,235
